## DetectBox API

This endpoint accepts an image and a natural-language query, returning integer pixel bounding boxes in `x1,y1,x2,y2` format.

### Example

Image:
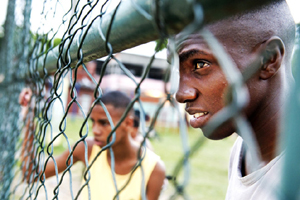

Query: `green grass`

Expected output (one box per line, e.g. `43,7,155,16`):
51,117,236,200
151,127,236,200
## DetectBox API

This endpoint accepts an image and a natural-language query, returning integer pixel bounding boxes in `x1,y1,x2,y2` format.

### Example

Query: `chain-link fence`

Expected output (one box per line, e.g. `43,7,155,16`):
0,0,299,199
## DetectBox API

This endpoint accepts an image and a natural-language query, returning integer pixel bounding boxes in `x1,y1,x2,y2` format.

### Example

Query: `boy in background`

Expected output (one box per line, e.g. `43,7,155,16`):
20,89,165,200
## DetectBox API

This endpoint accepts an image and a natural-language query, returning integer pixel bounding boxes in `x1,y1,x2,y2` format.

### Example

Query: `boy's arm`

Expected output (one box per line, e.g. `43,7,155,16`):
21,132,88,182
19,88,91,182
146,159,166,200
42,140,91,178
19,88,39,182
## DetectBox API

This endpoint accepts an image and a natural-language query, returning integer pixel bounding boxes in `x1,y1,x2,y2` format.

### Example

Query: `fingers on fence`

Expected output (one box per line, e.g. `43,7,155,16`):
19,88,33,106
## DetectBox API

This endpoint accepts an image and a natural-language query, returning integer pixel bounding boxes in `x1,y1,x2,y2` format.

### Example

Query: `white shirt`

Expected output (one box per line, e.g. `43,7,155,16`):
226,136,284,200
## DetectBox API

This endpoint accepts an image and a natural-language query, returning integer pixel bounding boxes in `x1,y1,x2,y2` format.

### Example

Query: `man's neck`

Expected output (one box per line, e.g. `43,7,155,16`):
247,82,284,166
107,136,139,161
106,138,140,175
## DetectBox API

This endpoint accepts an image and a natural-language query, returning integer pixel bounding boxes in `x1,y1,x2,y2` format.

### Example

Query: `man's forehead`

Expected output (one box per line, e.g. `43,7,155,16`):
91,104,123,118
175,33,206,52
175,19,259,54
174,21,230,48
167,32,208,63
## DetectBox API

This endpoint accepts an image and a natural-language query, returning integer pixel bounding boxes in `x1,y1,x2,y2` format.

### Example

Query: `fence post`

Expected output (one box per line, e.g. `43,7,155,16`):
279,24,300,200
33,0,276,77
0,0,32,199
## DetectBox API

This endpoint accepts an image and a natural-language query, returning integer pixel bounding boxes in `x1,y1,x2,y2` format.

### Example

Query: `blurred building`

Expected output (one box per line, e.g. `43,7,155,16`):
67,52,179,127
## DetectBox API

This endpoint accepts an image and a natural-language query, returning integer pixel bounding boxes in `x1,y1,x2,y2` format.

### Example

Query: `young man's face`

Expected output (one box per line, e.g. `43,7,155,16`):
176,36,231,139
90,104,129,147
175,27,259,140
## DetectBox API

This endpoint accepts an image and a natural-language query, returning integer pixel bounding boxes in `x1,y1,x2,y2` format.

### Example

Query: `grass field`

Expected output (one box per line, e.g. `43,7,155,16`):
50,116,237,200
151,127,236,200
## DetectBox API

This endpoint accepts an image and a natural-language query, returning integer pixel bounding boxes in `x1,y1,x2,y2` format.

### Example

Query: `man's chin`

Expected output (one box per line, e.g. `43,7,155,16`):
201,123,235,140
94,140,105,147
203,131,228,140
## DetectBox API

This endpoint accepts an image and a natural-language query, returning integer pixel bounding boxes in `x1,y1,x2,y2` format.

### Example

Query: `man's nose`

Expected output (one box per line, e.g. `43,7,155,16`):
92,124,101,136
175,80,197,103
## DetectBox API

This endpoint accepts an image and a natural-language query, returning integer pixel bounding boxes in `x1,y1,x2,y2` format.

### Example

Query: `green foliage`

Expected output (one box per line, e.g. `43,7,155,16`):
155,38,168,52
32,33,61,54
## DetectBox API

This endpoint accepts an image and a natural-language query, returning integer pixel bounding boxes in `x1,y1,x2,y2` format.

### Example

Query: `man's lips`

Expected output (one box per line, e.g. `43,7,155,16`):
94,138,105,146
193,112,209,118
186,108,210,128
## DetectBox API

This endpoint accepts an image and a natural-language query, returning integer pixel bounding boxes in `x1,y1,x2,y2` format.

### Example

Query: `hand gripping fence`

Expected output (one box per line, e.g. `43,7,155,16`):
0,0,299,199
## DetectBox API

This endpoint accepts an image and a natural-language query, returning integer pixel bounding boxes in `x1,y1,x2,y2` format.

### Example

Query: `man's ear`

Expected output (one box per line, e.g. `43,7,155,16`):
125,115,134,128
259,36,285,80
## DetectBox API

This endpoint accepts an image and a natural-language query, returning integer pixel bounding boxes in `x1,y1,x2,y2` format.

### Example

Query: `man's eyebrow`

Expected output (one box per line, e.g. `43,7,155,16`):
179,49,208,63
98,119,109,123
90,118,108,123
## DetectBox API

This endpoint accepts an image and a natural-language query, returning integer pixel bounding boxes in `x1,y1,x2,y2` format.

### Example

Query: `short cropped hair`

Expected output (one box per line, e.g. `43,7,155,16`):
174,0,295,68
230,0,296,63
100,91,133,113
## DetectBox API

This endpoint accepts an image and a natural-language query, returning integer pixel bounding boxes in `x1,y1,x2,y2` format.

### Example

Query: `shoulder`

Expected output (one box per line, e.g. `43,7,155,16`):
146,150,165,178
142,148,165,178
146,154,165,200
153,159,165,175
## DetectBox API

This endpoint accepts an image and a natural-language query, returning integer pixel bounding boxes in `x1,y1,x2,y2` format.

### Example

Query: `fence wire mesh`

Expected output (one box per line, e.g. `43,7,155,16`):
0,0,299,199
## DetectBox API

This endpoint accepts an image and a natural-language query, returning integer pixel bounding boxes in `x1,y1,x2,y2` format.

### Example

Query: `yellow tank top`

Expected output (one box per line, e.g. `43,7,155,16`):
81,145,159,200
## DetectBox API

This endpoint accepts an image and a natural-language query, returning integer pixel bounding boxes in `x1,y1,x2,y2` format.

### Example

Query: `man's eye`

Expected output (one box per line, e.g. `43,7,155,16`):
100,121,109,126
194,61,210,70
